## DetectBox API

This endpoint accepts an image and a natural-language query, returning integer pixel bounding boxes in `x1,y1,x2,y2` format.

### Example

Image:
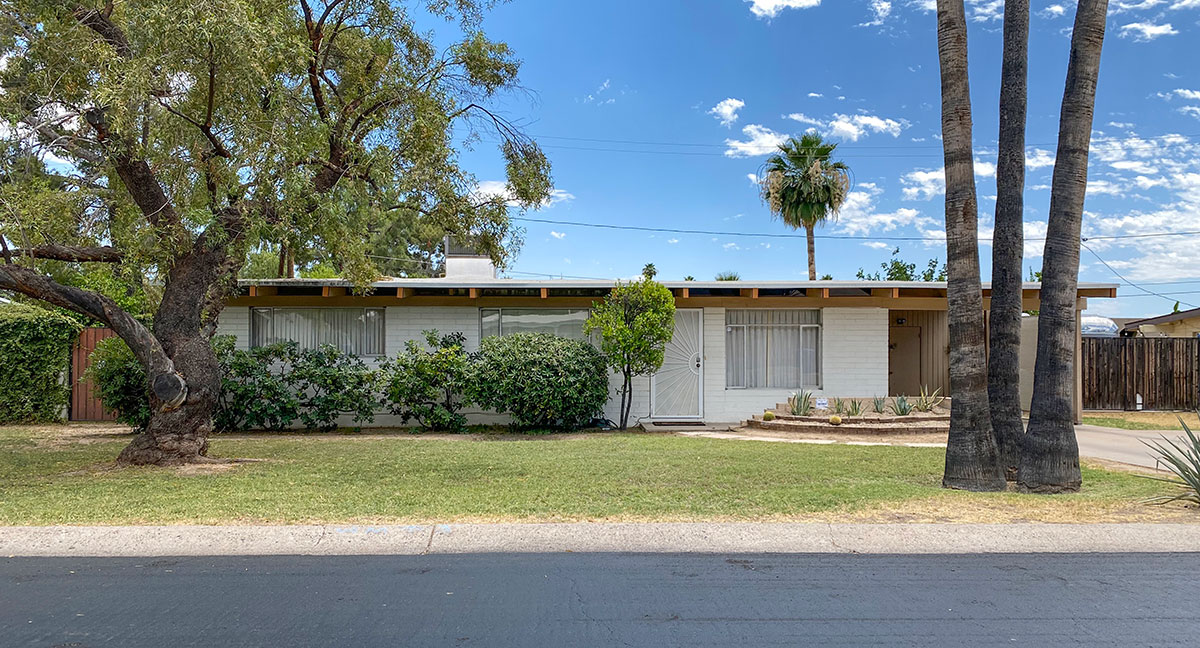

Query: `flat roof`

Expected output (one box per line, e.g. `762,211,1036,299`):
237,278,1119,294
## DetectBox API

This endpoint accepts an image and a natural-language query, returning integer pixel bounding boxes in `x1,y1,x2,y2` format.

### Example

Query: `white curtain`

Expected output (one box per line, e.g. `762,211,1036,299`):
479,308,590,340
251,308,385,355
726,310,821,389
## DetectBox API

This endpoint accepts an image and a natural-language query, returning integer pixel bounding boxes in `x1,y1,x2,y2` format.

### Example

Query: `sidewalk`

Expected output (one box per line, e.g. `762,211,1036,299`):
3,522,1199,556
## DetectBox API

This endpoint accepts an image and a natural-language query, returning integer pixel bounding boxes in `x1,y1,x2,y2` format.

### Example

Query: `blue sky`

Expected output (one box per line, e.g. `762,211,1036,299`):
448,0,1200,317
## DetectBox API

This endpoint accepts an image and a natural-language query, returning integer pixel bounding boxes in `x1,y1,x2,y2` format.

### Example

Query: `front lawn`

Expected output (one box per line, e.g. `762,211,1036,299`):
0,425,1190,525
1082,410,1194,431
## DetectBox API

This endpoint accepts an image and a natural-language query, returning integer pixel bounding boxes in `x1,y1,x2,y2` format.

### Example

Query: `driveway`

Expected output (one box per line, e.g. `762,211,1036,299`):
1075,424,1185,469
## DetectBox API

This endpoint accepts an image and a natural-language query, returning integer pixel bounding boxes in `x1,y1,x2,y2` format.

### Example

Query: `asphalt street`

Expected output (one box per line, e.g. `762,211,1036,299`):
1075,424,1185,469
4,552,1197,647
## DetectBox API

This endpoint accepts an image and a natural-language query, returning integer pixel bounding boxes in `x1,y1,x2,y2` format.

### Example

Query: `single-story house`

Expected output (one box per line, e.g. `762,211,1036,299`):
1118,307,1200,338
218,252,1117,426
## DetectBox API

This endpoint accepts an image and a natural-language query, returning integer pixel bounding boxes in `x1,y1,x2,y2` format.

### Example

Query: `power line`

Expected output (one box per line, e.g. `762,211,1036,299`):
514,216,1200,244
1081,241,1199,310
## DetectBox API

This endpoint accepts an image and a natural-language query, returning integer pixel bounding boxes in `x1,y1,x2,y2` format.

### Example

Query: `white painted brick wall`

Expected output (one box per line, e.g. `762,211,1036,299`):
215,307,250,350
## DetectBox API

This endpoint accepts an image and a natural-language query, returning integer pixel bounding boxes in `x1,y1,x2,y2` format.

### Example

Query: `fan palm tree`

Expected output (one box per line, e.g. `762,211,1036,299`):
936,0,1006,492
1020,0,1110,494
989,0,1030,480
759,134,850,280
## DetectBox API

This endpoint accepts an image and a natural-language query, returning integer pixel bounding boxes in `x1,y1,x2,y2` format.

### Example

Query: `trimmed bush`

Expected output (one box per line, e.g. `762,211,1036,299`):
381,330,472,432
469,332,609,429
85,337,152,429
290,344,380,431
0,304,83,423
213,337,299,432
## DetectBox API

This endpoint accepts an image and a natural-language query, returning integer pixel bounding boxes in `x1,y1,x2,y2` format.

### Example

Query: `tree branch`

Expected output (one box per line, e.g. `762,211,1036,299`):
0,264,185,408
8,243,124,263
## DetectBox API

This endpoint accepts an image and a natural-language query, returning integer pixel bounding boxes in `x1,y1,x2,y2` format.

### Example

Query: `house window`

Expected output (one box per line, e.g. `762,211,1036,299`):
250,307,385,356
725,309,821,389
480,308,591,340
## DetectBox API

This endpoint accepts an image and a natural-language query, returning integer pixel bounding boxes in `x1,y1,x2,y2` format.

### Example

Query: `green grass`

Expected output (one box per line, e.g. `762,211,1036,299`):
1082,415,1188,431
0,426,1185,525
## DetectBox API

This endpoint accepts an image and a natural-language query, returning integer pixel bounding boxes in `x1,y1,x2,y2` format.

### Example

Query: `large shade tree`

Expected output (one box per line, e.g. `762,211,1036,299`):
988,0,1030,480
0,0,551,465
935,0,1006,491
1020,0,1110,493
759,134,849,281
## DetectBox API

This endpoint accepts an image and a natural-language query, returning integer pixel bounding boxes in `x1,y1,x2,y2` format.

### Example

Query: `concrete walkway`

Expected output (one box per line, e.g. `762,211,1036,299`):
3,523,1199,556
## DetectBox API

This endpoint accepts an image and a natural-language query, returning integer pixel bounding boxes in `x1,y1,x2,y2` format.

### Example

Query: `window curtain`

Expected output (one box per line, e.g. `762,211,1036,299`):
251,308,384,355
479,309,590,340
726,310,821,389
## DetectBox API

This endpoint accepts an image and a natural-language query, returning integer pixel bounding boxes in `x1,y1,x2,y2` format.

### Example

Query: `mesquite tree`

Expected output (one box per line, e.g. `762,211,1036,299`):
935,0,1006,492
0,1,550,464
988,0,1029,480
1020,0,1109,493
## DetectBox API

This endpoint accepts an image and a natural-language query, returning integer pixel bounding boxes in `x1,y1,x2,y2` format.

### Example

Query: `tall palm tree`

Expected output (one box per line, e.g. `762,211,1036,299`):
759,134,850,280
1020,0,1110,493
989,0,1030,480
936,0,1006,491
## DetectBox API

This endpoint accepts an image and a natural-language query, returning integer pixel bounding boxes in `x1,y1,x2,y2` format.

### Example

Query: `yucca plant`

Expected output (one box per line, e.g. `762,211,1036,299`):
889,395,913,416
846,399,864,417
872,396,887,414
912,386,945,413
832,397,846,415
788,390,815,416
1142,416,1200,506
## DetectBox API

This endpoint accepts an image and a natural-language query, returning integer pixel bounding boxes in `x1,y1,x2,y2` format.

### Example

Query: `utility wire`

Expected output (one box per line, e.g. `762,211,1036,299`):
1080,240,1199,309
513,216,1200,244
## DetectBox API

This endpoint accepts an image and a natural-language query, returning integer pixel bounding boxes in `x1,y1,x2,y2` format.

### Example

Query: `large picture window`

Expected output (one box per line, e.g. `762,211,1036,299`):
480,308,590,340
725,309,821,389
250,307,385,356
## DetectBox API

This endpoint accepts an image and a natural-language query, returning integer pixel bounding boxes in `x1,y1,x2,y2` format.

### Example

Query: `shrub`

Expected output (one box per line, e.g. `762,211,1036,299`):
381,330,472,432
289,345,380,431
889,395,914,416
871,395,887,414
213,337,300,432
762,410,776,422
912,386,945,413
0,304,83,423
845,399,864,417
85,336,152,429
469,333,608,429
1143,416,1200,506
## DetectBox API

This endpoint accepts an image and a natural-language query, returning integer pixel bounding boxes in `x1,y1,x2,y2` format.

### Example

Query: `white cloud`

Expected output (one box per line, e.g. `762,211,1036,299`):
859,0,892,26
724,124,789,157
550,231,566,239
1025,148,1056,169
1039,4,1067,17
1180,106,1200,120
862,241,892,250
837,182,936,235
807,92,823,98
476,181,575,208
747,173,760,185
1111,159,1158,175
901,168,945,200
1164,88,1200,100
746,0,821,18
667,238,679,244
722,242,741,250
974,160,997,178
708,98,745,127
582,79,614,105
784,111,907,141
1118,22,1178,41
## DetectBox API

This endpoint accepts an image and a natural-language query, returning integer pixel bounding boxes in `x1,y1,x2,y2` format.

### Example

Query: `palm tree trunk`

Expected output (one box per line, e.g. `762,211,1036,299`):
988,0,1029,480
806,224,817,281
936,0,1006,491
1019,0,1109,494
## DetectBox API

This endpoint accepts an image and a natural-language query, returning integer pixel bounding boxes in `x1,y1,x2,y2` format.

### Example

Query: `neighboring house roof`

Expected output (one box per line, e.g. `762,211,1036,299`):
1121,306,1200,331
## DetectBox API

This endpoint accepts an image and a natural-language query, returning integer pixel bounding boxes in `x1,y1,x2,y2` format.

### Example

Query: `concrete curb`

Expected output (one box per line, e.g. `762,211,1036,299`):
2,523,1199,556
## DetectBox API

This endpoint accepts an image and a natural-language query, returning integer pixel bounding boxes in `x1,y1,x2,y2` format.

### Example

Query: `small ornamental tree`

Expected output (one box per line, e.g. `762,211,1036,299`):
584,270,676,429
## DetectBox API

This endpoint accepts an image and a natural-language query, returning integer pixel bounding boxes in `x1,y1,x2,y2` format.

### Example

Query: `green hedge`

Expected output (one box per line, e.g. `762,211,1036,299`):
0,304,83,423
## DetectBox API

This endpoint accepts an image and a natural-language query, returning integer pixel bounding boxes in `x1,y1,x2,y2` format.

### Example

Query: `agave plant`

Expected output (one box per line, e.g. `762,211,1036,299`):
889,395,914,416
831,397,846,415
788,390,815,416
912,386,945,413
872,396,887,414
1142,416,1200,506
846,399,864,417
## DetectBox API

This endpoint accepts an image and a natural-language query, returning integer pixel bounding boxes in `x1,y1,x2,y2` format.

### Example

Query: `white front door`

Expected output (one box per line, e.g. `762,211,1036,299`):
651,309,703,419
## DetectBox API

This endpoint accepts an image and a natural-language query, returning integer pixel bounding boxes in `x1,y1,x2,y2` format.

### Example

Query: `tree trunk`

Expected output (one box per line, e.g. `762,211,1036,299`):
936,0,1006,491
1019,0,1109,494
619,371,632,430
988,0,1030,480
806,225,817,281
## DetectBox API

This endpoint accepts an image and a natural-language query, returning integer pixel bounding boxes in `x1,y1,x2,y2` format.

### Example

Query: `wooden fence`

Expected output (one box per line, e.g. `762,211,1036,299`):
70,327,117,421
1081,337,1199,411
